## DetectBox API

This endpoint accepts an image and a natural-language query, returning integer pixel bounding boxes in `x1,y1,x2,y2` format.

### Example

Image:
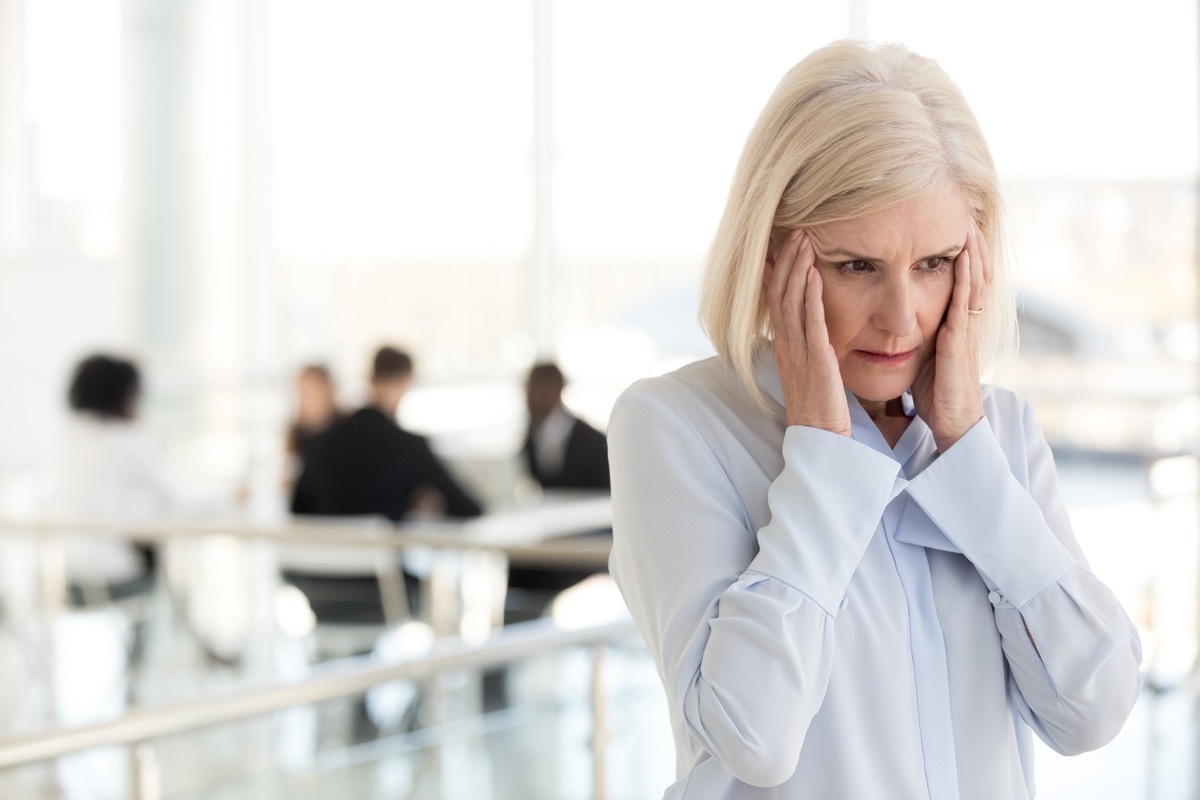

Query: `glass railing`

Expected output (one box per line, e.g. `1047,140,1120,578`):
0,616,657,799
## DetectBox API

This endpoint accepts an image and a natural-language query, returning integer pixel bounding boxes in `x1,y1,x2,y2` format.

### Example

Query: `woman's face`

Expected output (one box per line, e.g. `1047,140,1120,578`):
807,188,970,406
297,371,336,426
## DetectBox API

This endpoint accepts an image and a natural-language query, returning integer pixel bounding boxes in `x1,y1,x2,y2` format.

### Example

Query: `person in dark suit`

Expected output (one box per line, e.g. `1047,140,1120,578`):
292,348,481,521
507,362,611,623
288,346,483,622
521,362,610,490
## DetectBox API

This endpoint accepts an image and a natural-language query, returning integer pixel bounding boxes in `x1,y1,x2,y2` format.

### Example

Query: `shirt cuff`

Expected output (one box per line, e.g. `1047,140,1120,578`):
747,426,901,616
905,417,1075,608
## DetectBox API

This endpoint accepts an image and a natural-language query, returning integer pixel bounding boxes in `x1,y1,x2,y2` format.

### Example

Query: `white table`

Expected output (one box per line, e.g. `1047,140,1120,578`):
0,489,612,653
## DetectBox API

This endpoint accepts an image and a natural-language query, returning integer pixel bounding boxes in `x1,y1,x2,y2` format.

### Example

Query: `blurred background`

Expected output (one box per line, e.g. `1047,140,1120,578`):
0,0,1196,798
1,0,1193,497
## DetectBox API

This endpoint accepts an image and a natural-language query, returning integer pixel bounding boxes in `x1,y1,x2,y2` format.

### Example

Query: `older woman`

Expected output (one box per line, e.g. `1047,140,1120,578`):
608,41,1141,799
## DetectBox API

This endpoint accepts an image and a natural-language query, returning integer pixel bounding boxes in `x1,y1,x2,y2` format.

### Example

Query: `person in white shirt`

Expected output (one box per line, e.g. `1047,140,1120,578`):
607,41,1142,799
51,354,181,595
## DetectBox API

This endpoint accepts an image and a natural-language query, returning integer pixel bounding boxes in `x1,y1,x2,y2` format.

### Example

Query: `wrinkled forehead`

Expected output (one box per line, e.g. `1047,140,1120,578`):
808,189,970,257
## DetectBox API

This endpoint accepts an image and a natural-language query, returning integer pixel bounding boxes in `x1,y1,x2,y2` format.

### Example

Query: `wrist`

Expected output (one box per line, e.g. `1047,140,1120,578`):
933,413,983,453
787,415,852,437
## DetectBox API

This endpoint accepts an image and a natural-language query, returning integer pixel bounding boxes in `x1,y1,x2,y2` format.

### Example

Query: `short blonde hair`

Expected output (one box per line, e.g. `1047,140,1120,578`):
699,40,1017,405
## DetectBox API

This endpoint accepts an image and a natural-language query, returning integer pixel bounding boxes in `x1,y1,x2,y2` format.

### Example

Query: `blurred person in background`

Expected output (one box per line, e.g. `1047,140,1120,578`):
506,361,612,623
50,353,180,601
288,345,482,621
283,363,343,491
521,361,610,491
608,40,1142,798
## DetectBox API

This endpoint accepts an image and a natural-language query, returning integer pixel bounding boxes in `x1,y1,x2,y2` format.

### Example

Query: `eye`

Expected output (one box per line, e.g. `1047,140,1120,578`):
919,257,953,273
835,260,873,276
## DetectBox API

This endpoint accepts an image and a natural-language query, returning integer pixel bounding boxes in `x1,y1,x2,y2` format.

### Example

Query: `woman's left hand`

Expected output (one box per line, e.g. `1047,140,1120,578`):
912,222,992,452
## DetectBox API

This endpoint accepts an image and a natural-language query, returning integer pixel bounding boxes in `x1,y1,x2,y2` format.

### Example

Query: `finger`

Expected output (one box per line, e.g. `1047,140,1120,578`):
966,224,986,313
766,230,803,342
948,241,971,331
803,264,831,352
974,221,995,299
780,234,814,343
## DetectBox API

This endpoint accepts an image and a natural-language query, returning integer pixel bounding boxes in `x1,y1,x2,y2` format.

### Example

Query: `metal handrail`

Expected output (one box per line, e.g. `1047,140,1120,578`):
0,497,613,567
0,616,636,770
0,491,611,544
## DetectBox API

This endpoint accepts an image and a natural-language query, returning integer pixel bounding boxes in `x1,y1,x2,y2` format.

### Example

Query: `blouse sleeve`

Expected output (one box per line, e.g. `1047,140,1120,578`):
904,397,1143,755
608,386,902,787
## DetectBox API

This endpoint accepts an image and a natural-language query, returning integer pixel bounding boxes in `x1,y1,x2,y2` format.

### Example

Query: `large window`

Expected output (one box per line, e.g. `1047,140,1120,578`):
269,0,534,385
0,0,1194,492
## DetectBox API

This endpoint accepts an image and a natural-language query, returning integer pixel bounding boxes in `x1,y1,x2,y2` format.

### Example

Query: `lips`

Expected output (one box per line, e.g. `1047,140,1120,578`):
855,349,915,366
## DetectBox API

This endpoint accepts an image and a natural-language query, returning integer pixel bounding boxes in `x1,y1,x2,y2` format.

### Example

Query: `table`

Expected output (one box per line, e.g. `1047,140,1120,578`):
0,489,612,648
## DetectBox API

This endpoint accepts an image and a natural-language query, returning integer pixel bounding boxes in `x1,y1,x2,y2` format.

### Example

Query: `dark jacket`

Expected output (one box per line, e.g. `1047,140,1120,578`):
522,414,611,490
291,406,482,520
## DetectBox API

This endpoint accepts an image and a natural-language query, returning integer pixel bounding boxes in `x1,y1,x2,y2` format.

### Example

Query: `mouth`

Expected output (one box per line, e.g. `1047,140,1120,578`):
854,349,916,366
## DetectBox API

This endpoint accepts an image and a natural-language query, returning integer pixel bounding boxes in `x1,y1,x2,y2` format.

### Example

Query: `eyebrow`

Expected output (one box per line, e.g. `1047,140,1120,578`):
816,243,965,262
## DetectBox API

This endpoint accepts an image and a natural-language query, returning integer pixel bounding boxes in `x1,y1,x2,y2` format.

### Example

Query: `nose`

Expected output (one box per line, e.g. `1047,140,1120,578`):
871,276,918,337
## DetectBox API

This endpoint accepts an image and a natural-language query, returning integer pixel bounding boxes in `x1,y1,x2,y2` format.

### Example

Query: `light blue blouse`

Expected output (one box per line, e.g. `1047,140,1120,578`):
608,353,1142,799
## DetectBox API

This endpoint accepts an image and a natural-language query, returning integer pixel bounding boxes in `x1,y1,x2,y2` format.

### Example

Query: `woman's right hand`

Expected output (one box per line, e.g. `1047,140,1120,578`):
764,230,852,436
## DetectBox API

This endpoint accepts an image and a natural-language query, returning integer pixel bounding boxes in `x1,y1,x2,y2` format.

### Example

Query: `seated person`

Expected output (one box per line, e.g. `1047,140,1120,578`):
283,363,343,491
50,353,180,602
508,362,611,622
288,346,483,623
521,362,610,490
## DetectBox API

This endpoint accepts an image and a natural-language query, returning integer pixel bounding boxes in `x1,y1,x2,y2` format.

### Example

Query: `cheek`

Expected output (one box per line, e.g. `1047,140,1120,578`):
816,284,860,349
919,281,954,331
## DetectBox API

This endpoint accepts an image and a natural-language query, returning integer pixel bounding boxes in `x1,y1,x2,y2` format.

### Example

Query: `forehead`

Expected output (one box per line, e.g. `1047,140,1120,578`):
299,370,331,387
809,188,970,254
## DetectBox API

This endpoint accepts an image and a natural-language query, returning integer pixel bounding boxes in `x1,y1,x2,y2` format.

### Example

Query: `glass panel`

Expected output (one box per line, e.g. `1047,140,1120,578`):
0,639,662,799
23,0,123,260
268,0,535,383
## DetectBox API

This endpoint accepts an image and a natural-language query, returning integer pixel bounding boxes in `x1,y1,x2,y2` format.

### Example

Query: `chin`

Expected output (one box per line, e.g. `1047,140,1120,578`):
843,374,915,404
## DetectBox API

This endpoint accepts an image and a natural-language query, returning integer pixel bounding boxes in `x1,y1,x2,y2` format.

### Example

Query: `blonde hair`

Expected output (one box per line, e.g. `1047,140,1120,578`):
699,40,1017,405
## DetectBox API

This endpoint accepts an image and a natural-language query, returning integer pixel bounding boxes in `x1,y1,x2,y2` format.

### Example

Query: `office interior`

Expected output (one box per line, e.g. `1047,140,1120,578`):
0,0,1197,798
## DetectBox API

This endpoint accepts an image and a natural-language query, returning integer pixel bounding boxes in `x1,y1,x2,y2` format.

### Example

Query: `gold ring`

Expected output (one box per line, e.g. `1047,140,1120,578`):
967,307,984,315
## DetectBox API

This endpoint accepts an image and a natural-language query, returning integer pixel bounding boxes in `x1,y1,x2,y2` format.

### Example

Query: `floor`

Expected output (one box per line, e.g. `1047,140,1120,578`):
0,452,1196,799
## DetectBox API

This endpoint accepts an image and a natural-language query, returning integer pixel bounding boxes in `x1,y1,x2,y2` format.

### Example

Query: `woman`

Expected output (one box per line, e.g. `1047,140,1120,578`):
284,363,343,485
608,41,1141,798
